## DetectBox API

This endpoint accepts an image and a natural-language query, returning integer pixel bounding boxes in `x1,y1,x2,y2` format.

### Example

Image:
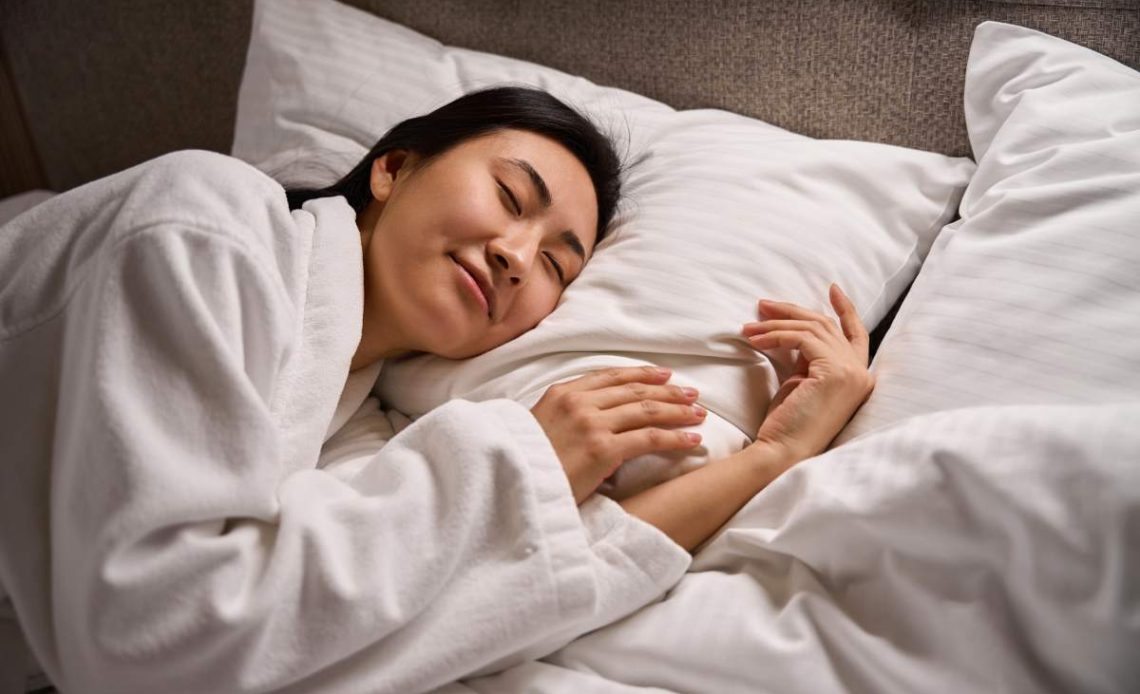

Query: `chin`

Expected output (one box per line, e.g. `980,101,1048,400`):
446,340,496,360
426,333,473,360
449,344,486,360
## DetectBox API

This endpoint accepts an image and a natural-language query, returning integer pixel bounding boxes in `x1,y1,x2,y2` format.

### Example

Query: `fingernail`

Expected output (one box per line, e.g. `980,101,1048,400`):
655,367,671,377
687,432,702,443
691,405,706,416
682,387,699,398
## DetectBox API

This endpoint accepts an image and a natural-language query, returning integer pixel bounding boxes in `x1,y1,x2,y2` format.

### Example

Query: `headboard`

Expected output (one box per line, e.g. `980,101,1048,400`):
1,0,1137,198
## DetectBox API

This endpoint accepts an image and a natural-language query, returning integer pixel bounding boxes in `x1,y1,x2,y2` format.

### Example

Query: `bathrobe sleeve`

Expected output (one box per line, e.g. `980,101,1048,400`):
50,224,691,693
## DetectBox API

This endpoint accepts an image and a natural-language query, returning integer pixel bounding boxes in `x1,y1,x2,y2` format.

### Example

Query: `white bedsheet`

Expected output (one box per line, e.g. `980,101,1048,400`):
442,401,1140,693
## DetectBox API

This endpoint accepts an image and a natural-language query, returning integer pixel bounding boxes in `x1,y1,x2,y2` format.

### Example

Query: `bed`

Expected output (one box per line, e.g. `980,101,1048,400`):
1,1,1138,692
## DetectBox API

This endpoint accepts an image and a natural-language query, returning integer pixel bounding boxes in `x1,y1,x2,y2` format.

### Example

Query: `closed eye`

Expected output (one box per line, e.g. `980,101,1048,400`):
544,251,566,285
496,178,521,216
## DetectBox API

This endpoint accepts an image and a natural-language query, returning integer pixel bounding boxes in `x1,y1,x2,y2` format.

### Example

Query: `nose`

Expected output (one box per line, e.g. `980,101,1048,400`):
487,224,542,286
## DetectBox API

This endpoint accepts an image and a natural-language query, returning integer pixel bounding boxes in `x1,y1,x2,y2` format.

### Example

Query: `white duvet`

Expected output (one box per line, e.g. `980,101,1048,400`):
313,385,1140,693
446,401,1140,693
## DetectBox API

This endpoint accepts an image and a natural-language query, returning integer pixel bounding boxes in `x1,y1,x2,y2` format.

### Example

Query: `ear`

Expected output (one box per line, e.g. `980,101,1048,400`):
369,149,415,203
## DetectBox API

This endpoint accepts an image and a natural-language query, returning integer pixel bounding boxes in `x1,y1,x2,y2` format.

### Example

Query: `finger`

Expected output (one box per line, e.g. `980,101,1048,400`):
614,427,703,461
602,398,708,434
830,283,870,365
558,365,672,393
590,382,699,410
756,299,843,340
746,329,831,362
741,319,845,348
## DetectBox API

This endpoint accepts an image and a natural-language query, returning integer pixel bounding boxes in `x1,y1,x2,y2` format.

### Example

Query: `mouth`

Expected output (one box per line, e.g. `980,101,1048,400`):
449,254,494,319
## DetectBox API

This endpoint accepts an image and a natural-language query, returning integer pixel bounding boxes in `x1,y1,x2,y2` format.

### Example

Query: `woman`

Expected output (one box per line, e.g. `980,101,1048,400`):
0,87,872,693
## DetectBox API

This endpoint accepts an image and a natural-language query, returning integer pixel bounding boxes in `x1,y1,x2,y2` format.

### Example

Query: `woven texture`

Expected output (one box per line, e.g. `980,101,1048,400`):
351,0,1139,156
0,0,1136,191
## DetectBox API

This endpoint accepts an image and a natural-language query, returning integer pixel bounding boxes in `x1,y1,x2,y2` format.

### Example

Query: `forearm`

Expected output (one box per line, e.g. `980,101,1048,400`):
618,443,794,553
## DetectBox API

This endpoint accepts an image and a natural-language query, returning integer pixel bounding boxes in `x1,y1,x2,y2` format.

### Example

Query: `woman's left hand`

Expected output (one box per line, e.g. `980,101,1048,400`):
740,283,875,464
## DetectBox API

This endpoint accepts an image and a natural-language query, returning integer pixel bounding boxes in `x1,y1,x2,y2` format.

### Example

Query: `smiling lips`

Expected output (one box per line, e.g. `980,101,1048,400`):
450,254,492,318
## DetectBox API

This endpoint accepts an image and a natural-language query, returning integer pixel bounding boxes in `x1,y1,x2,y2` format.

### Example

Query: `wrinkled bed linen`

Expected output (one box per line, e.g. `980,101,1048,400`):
446,402,1140,693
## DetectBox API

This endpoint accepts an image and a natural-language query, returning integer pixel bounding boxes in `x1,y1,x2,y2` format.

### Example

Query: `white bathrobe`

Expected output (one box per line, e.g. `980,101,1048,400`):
0,151,691,693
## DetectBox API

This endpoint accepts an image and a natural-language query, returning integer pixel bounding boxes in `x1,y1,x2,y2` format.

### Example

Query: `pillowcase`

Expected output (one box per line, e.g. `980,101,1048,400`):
833,21,1140,446
233,0,974,499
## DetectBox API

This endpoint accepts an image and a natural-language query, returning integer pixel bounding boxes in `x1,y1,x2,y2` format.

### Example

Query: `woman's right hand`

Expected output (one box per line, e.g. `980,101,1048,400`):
530,366,707,505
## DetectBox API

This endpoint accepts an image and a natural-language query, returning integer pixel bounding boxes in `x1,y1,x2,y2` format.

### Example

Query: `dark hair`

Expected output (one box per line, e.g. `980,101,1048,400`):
285,86,623,245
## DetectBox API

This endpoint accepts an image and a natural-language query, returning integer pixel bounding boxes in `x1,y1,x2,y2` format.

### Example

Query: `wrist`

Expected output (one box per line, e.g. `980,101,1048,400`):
735,440,798,488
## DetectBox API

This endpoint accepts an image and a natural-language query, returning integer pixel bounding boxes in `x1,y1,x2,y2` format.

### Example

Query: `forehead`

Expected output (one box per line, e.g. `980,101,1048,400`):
453,130,599,253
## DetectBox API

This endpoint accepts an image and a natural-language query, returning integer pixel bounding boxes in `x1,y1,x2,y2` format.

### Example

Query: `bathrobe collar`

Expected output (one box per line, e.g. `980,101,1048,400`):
270,194,370,472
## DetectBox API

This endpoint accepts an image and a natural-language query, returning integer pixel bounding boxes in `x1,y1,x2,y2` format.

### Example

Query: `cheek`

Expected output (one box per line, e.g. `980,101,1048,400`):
385,177,488,249
503,286,560,335
452,278,563,359
432,182,501,242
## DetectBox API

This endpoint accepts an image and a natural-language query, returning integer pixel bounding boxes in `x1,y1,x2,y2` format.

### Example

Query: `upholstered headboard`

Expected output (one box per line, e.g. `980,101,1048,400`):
1,0,1137,198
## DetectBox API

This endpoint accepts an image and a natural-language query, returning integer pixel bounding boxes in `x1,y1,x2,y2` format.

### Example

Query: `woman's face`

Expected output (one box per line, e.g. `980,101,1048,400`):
356,129,599,362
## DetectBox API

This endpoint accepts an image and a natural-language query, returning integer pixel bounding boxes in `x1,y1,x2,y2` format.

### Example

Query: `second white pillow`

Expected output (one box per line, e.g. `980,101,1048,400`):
834,21,1140,447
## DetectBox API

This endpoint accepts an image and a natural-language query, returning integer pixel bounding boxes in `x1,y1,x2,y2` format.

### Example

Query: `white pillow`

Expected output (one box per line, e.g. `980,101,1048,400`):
834,21,1140,446
233,0,974,498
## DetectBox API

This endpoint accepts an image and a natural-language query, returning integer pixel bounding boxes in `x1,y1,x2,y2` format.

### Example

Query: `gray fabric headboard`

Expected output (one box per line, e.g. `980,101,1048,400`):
1,0,1137,197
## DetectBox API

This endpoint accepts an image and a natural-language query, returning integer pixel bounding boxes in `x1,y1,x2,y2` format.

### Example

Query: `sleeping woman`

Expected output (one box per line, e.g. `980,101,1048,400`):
0,86,874,692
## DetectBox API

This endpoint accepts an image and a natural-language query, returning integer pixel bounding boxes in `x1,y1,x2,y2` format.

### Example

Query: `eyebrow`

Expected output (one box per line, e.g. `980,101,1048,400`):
558,229,586,264
503,157,552,208
501,156,587,264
